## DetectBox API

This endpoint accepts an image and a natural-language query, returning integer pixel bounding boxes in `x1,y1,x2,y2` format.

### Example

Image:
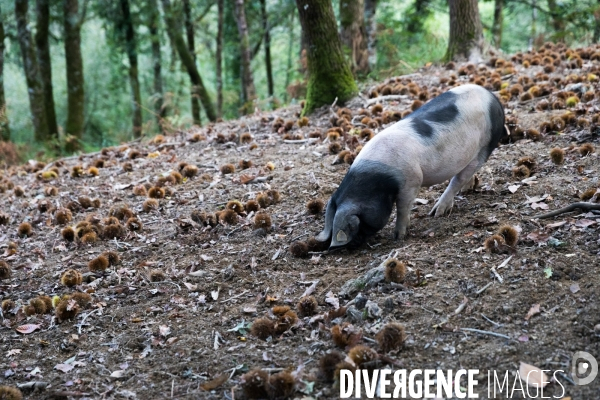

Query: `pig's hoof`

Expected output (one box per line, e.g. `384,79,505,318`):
393,229,406,240
429,198,454,217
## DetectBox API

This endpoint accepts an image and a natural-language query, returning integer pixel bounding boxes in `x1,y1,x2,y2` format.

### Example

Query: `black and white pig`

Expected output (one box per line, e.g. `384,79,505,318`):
316,84,506,248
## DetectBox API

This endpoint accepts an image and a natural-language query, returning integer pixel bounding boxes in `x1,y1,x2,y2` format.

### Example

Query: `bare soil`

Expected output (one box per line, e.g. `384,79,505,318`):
1,52,600,400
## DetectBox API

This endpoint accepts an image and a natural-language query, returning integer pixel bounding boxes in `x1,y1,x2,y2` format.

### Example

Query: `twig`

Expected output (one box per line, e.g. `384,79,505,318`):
220,290,250,303
481,313,502,327
301,280,319,298
531,202,600,219
77,309,101,335
497,256,512,269
476,282,494,295
283,138,319,144
460,328,512,340
148,280,181,291
365,95,408,106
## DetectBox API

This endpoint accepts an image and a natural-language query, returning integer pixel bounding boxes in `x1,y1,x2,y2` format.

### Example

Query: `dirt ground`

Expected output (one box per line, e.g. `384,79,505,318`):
1,45,600,400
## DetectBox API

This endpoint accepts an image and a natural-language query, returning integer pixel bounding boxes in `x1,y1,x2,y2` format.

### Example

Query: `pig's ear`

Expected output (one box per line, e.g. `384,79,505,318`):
331,214,360,248
315,200,335,242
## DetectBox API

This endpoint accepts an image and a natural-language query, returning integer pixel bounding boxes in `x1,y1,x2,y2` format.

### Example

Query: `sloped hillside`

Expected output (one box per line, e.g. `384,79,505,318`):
1,42,599,399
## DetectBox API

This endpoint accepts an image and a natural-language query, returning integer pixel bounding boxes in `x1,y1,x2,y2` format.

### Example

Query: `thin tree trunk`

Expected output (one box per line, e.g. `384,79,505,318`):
16,0,49,143
492,0,503,48
148,0,165,128
183,0,201,125
161,0,216,121
529,0,537,50
339,0,369,75
364,0,377,70
64,0,85,151
120,0,142,138
284,7,294,102
546,0,565,36
0,6,10,142
234,0,256,107
594,0,600,43
216,0,223,118
295,0,357,115
259,0,274,100
35,0,58,140
446,0,484,62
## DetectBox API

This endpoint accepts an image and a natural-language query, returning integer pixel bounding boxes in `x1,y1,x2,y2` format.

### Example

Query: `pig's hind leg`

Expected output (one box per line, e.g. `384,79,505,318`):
429,158,483,217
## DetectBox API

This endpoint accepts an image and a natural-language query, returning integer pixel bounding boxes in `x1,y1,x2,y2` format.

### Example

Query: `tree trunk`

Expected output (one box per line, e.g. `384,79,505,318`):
492,0,503,48
594,0,600,43
446,0,484,62
16,0,49,143
364,0,377,70
120,0,142,138
546,0,565,36
35,0,58,140
183,0,201,125
295,0,357,115
161,0,216,122
0,6,10,142
148,0,165,128
259,0,274,101
284,7,295,102
64,0,85,151
339,0,369,75
234,0,256,107
216,0,223,118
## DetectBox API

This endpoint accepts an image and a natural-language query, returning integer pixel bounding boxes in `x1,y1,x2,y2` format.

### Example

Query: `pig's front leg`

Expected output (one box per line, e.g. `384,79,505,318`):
394,184,421,240
429,158,482,217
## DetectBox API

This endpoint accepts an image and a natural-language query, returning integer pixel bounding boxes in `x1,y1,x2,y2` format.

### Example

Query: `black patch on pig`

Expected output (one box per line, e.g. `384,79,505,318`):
408,91,458,139
329,160,403,246
485,91,506,158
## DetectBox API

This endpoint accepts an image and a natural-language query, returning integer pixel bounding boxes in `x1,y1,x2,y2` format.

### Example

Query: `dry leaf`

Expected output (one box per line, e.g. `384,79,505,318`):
570,283,580,294
546,221,567,229
325,291,340,309
575,219,596,228
243,306,257,314
508,185,520,193
110,370,126,379
200,373,229,391
525,304,541,321
531,202,549,210
16,324,41,334
526,231,550,244
6,349,22,356
519,362,549,388
184,282,198,291
55,363,74,373
159,325,171,337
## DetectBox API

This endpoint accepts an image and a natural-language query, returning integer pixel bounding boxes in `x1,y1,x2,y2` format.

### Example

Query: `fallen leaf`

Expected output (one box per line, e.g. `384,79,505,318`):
110,370,126,379
184,282,198,291
525,304,541,321
211,287,220,301
159,325,171,337
16,324,41,334
325,291,340,309
166,337,179,345
518,335,529,342
543,267,553,278
546,221,567,229
508,185,520,193
570,283,580,294
243,306,257,314
524,194,548,204
55,363,74,373
519,362,549,388
575,219,596,228
414,198,429,205
6,349,22,357
531,202,549,210
200,373,229,391
526,231,550,244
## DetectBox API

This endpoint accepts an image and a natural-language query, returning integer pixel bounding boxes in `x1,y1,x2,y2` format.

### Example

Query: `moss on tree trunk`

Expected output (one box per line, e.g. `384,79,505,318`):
295,0,357,115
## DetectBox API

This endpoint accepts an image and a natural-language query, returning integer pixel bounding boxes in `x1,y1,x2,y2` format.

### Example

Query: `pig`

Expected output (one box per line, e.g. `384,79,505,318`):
316,84,506,248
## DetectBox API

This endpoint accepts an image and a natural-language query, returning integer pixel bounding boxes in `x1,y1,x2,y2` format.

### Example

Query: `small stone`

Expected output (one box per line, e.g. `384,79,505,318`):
354,293,367,310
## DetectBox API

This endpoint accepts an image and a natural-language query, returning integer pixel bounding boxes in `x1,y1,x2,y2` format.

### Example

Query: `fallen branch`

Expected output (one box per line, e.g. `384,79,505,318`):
460,328,512,340
531,202,600,219
365,95,408,106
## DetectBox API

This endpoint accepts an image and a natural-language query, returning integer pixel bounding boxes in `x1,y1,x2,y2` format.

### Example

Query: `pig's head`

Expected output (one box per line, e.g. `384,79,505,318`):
316,203,361,248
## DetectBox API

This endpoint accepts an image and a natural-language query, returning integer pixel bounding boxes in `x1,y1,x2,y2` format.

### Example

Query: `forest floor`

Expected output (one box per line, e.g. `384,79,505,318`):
1,44,600,400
